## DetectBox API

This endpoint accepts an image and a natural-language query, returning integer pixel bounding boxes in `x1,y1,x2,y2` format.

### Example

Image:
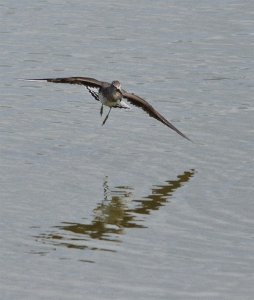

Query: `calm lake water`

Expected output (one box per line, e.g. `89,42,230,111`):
1,1,254,299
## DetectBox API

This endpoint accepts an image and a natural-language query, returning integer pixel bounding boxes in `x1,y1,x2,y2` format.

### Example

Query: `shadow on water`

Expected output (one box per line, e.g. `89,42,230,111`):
33,169,195,255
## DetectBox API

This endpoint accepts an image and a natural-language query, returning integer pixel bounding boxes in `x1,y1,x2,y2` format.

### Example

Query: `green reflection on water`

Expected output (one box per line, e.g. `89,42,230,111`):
35,169,195,253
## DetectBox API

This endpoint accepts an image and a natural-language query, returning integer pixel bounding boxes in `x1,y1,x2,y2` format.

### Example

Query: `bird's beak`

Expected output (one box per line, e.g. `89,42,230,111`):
117,88,123,95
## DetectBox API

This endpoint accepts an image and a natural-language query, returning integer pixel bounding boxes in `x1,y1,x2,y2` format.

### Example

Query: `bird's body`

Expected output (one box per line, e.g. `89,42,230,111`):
98,81,130,109
27,76,191,141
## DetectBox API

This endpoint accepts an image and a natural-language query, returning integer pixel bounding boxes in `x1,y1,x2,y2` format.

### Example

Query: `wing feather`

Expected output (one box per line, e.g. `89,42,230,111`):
122,91,191,141
28,77,105,88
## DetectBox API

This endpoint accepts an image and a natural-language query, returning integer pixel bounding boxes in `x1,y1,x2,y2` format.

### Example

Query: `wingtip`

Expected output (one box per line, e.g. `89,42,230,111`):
179,132,193,143
184,135,193,142
184,135,194,143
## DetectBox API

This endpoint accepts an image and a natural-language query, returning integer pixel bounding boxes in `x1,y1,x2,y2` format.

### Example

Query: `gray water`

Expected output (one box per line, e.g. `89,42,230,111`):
1,1,254,299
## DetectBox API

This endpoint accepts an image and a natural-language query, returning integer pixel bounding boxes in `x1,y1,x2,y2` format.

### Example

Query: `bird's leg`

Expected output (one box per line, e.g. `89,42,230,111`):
102,108,112,126
100,105,103,116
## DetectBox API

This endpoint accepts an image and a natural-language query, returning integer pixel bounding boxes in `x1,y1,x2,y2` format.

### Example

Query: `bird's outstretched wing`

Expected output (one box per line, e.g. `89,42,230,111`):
122,91,191,141
27,77,105,89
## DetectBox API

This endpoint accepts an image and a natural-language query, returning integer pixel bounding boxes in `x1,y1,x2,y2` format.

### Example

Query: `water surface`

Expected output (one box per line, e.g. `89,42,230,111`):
1,1,254,299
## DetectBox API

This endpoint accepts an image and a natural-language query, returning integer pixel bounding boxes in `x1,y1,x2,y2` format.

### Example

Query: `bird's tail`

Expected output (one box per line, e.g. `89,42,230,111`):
118,101,130,109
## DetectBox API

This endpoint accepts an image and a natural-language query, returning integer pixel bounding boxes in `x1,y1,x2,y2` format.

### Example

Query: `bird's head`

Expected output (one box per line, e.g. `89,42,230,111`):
111,80,122,94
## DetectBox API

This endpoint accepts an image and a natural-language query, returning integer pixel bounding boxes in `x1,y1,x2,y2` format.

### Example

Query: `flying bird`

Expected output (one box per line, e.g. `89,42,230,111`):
28,76,191,141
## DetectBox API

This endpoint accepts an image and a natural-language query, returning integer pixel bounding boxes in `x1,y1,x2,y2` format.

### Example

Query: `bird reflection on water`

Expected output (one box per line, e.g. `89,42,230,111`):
34,169,195,253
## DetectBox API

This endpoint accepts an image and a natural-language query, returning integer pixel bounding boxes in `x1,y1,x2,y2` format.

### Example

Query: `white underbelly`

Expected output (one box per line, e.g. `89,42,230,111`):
99,93,130,109
99,93,118,107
